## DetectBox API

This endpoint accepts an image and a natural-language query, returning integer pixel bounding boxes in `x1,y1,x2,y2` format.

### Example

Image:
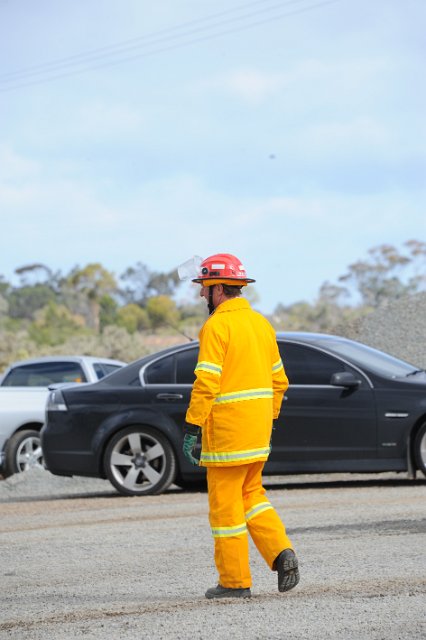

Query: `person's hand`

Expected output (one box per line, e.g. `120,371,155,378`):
183,434,199,465
183,423,200,465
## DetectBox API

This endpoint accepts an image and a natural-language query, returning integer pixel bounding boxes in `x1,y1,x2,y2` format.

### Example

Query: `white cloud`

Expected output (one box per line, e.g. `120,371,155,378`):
298,116,391,156
209,69,287,105
6,101,147,148
71,102,146,139
204,56,390,109
0,145,40,182
0,159,118,231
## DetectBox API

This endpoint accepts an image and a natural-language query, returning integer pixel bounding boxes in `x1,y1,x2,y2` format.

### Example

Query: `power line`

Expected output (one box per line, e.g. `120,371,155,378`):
1,0,337,82
0,0,342,92
0,0,315,81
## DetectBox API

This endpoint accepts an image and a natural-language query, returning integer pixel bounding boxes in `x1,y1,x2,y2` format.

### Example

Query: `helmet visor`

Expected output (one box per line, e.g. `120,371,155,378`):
177,256,203,281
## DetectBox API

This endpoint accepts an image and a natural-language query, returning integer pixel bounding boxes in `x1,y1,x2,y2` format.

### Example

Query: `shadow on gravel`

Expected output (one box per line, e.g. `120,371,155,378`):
176,475,426,494
91,475,426,499
265,477,426,491
1,474,424,504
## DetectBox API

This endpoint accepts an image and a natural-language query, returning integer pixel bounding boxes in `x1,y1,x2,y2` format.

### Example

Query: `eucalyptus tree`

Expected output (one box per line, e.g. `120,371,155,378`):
64,263,118,332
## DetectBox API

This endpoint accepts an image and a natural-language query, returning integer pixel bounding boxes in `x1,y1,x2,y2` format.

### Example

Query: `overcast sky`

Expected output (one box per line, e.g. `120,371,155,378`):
0,0,424,313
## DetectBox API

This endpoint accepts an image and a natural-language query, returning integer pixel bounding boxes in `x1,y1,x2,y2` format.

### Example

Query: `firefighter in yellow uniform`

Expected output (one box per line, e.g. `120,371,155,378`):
181,253,299,599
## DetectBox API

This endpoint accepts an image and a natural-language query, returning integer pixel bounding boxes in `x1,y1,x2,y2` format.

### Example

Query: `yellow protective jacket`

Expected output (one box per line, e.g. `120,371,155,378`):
185,297,289,466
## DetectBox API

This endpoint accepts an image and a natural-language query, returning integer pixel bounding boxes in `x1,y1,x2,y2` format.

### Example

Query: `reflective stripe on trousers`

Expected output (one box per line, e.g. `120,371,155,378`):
207,462,294,589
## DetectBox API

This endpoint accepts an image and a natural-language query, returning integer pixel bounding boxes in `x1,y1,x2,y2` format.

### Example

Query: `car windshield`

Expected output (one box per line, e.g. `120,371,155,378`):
312,337,418,378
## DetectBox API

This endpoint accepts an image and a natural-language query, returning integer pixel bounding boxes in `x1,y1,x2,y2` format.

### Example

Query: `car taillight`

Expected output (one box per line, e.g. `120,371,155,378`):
47,389,68,411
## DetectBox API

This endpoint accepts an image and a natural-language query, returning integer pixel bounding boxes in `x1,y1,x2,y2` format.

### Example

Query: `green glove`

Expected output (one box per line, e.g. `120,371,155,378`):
183,434,199,466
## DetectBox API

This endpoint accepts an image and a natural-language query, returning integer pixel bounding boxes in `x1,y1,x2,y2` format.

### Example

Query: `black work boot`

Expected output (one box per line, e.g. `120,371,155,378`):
205,584,252,599
276,549,300,593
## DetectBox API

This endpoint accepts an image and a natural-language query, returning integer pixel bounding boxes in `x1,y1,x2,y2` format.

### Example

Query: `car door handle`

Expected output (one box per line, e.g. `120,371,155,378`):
156,393,184,400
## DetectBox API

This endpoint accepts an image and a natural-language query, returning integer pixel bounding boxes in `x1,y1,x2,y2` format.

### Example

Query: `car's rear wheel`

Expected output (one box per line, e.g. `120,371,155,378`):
414,422,426,477
104,426,177,496
4,429,44,477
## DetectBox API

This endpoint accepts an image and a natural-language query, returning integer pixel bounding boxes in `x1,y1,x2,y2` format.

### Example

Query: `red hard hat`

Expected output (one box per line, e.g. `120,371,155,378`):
192,253,255,286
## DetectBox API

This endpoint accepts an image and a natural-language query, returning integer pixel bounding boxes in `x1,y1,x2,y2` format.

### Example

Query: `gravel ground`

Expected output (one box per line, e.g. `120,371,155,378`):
1,469,425,640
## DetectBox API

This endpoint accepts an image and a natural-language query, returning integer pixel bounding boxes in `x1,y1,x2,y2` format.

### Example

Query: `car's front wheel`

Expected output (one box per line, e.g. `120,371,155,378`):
414,422,426,477
104,426,177,496
4,429,44,477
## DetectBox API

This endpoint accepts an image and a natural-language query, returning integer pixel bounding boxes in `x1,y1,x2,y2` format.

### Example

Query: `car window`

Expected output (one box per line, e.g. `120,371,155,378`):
102,363,123,376
1,362,87,386
93,363,123,379
312,336,417,378
176,349,198,384
278,342,345,385
143,348,198,385
144,355,174,384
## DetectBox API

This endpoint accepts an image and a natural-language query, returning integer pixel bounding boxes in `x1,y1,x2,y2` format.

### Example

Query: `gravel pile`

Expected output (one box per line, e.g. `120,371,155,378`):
339,292,426,367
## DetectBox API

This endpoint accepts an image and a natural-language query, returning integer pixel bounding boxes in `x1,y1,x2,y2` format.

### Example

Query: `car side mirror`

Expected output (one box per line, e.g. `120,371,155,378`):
330,372,361,388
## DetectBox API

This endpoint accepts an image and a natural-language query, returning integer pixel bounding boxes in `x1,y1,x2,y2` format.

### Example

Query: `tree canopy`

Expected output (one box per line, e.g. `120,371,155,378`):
0,240,424,368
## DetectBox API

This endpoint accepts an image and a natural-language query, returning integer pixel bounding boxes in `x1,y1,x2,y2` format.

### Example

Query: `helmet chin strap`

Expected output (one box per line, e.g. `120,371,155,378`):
208,285,215,315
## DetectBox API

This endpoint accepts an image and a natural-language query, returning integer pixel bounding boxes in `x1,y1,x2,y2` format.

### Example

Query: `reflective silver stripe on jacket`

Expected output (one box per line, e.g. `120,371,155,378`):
272,358,284,372
195,361,222,376
214,387,273,404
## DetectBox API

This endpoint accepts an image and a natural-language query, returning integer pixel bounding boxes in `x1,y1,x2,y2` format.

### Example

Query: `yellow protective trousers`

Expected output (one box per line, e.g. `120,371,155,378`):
207,462,294,588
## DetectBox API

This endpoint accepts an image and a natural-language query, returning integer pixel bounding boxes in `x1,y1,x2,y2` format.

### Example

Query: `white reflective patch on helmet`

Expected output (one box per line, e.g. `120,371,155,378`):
211,263,226,269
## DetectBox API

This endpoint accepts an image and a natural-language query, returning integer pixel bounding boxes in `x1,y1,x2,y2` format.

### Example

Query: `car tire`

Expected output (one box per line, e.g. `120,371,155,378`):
413,422,426,477
4,429,44,477
104,426,177,496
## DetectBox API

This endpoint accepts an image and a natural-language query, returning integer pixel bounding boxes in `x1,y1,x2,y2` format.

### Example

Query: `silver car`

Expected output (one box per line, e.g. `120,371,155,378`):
0,355,126,478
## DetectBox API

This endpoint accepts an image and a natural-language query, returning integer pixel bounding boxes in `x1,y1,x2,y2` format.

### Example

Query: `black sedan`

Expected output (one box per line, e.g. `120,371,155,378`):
41,332,426,496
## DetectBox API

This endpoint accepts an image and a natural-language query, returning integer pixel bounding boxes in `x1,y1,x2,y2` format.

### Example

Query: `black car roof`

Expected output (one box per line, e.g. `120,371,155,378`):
104,333,350,380
276,331,347,343
98,333,348,387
